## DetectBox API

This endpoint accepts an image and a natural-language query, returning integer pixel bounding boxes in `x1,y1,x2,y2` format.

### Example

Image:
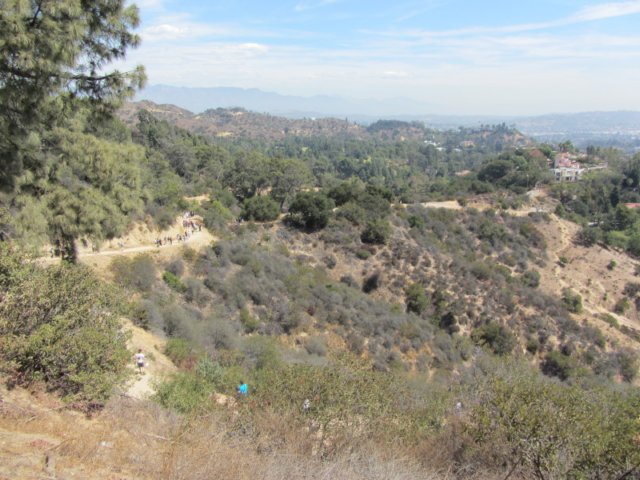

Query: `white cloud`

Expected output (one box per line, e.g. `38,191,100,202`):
144,24,186,40
140,17,272,43
116,0,640,114
571,0,640,22
383,71,409,77
370,0,640,39
238,43,270,53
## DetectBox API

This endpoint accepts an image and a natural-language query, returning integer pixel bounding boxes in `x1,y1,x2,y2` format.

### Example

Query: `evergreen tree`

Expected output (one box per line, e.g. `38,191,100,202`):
0,0,146,259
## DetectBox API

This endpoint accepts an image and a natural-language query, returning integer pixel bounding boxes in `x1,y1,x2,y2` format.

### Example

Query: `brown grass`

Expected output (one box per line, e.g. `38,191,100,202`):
0,381,467,480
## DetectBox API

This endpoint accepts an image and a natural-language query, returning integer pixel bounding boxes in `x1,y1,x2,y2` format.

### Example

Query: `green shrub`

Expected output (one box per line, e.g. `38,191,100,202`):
408,215,425,230
163,270,187,293
154,371,212,414
600,313,620,328
562,288,583,313
521,269,540,288
164,338,194,367
200,198,234,230
470,261,492,281
166,258,184,277
576,226,600,246
605,231,628,250
405,283,429,315
0,246,130,405
526,337,540,354
471,322,516,355
336,201,367,226
361,219,391,244
607,260,617,271
241,195,280,222
627,233,640,256
467,363,640,479
614,297,630,314
242,336,281,370
195,357,225,388
542,350,577,380
327,181,361,206
239,308,259,333
356,248,371,260
110,254,157,292
616,351,638,382
304,336,328,356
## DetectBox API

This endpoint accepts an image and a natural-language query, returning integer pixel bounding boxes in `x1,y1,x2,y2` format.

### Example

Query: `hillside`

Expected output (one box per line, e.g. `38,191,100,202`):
30,188,640,377
119,100,531,147
2,190,640,479
3,3,640,478
135,85,640,151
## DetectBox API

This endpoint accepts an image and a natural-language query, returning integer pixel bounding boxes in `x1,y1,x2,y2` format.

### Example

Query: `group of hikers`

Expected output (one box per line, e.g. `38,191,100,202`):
154,213,203,247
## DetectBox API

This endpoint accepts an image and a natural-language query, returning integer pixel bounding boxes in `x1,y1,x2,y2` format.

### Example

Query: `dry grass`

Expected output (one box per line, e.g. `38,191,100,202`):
0,381,464,480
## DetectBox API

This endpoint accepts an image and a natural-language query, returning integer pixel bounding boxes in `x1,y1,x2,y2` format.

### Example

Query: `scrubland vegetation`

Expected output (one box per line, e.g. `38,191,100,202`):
1,1,640,478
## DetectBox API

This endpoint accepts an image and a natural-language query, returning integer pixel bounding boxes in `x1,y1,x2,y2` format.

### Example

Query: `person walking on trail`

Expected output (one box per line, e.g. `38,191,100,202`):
237,380,248,397
134,349,145,373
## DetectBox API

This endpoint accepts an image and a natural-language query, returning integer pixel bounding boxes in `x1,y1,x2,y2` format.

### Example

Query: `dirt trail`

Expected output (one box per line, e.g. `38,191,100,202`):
123,319,176,400
81,228,215,259
38,215,217,268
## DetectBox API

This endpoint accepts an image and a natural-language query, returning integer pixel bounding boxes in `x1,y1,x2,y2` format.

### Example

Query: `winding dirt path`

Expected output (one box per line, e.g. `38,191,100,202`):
123,319,176,400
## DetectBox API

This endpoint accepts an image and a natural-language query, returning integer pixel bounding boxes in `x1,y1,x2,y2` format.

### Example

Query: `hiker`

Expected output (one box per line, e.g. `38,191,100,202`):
134,349,145,373
237,380,248,397
302,398,311,413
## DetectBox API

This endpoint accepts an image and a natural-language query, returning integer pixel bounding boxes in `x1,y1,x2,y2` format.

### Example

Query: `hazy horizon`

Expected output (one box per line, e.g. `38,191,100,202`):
136,84,640,119
120,0,640,116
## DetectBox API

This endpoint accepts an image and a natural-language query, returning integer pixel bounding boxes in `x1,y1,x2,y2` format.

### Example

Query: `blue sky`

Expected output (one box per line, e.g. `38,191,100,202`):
121,0,640,115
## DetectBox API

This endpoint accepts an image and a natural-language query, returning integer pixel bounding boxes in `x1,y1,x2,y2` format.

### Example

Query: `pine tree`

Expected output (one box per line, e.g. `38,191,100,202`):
0,1,146,260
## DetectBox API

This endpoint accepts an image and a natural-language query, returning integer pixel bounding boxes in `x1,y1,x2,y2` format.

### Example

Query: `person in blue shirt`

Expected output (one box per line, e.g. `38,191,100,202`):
237,380,248,397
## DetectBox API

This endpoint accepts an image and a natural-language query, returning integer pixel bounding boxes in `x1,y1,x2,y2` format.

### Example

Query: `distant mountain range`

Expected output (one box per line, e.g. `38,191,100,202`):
136,85,436,119
136,85,640,150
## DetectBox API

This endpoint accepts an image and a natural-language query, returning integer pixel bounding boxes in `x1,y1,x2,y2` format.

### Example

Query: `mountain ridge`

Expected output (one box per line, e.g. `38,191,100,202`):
137,85,640,133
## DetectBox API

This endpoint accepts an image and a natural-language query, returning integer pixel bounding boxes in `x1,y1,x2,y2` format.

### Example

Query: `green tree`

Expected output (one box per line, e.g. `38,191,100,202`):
242,195,280,222
269,157,312,208
0,1,146,260
0,0,145,188
287,192,334,230
224,151,269,200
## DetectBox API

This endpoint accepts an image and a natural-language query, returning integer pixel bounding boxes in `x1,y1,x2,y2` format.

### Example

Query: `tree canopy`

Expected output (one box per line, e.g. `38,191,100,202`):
0,0,146,259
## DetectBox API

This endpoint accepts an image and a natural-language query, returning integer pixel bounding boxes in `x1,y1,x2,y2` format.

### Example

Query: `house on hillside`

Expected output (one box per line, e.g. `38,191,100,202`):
553,166,584,182
551,152,605,182
554,152,581,169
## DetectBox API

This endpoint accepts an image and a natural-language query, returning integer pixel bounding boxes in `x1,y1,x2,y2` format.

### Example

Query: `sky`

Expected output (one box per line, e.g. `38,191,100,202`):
119,0,640,115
